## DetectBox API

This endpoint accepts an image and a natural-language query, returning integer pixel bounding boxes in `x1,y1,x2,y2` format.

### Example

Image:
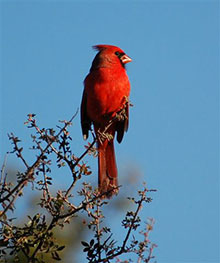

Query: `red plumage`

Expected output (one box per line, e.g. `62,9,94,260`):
81,45,132,198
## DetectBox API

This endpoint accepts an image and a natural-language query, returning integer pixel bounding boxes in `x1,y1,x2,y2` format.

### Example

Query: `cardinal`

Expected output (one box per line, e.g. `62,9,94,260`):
80,44,132,198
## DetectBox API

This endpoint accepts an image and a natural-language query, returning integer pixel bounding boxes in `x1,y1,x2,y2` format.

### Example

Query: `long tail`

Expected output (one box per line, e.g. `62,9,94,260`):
98,139,118,198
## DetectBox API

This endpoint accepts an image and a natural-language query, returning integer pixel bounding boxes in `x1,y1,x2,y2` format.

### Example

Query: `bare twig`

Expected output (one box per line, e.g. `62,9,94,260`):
0,153,9,184
64,137,96,198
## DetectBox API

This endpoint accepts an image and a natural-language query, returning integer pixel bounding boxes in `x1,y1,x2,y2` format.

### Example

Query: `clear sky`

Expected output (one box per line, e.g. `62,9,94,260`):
1,1,219,263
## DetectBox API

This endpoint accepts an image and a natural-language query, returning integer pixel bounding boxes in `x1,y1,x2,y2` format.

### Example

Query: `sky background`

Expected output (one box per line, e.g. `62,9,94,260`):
1,1,219,263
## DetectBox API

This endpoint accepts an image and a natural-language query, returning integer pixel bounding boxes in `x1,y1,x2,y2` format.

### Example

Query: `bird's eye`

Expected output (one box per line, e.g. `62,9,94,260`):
115,51,125,59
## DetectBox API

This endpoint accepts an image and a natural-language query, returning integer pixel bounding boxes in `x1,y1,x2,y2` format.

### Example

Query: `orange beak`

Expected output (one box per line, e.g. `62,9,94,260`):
121,54,132,64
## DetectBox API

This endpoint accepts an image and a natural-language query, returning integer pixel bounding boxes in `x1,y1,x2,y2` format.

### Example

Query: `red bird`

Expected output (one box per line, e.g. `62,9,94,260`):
81,45,132,198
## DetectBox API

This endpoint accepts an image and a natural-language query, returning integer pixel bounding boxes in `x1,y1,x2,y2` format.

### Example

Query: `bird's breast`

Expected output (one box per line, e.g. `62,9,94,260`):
84,68,130,124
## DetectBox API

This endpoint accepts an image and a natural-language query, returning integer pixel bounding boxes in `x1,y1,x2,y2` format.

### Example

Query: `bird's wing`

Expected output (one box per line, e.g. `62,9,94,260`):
80,90,91,140
116,101,129,144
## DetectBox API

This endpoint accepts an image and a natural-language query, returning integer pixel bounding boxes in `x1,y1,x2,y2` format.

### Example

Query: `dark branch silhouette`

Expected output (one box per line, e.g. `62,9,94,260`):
0,114,157,262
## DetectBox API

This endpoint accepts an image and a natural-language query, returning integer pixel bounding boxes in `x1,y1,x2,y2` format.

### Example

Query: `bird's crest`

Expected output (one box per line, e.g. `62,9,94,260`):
93,44,121,52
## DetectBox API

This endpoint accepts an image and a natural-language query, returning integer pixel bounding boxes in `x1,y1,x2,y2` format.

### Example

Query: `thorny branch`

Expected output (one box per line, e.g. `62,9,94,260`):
81,187,157,263
0,113,157,262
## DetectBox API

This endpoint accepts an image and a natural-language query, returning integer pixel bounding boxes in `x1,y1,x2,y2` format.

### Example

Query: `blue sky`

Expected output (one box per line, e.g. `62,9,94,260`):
1,1,219,263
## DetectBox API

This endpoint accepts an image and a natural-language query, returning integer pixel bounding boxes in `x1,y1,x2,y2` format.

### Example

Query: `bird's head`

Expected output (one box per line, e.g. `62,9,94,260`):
90,44,132,71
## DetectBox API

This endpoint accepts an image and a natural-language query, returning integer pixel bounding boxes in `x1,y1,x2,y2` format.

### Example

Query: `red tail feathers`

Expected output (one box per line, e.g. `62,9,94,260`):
98,139,118,198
